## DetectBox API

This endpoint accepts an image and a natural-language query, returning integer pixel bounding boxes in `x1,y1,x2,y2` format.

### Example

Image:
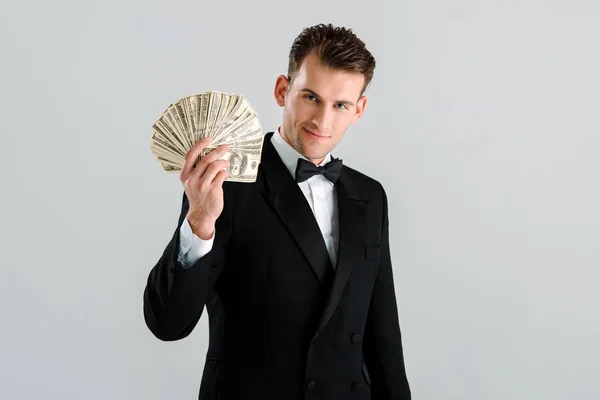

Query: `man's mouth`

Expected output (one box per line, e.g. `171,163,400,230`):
303,127,327,139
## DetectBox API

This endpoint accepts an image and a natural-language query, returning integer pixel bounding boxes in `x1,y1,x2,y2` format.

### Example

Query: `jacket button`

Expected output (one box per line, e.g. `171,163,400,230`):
351,333,362,344
306,380,317,390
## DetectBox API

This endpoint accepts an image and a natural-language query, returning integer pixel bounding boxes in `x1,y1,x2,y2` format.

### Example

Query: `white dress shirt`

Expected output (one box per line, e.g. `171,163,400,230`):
178,128,340,268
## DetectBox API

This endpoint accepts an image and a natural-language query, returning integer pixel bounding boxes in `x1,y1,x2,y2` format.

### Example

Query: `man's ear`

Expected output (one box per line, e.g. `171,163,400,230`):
274,74,290,107
351,95,367,124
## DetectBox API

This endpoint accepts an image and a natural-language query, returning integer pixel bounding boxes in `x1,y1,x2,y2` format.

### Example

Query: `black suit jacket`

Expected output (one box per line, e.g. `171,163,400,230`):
143,131,411,400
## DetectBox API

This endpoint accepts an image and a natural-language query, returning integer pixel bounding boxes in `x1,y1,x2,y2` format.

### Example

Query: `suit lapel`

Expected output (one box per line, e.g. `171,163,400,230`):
313,167,368,338
257,131,368,338
259,132,333,284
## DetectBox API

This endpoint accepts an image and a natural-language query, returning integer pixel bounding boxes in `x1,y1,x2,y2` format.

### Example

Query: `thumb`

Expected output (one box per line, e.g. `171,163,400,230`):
212,169,229,186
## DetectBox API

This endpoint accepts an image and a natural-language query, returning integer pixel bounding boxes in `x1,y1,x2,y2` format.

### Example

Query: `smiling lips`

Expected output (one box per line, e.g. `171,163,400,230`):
303,127,328,139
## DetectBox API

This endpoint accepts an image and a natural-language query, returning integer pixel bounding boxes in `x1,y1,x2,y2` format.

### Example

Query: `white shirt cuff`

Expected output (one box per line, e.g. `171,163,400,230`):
178,217,215,267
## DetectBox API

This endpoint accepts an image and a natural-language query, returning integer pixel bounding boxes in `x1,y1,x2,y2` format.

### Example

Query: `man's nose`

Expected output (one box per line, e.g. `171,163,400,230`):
312,106,334,131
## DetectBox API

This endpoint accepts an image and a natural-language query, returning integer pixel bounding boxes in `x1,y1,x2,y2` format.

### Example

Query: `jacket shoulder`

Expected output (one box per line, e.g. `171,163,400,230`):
342,164,386,200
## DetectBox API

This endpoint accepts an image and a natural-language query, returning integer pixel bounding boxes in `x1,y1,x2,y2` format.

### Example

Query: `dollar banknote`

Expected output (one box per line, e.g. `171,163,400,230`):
201,143,264,183
151,91,264,182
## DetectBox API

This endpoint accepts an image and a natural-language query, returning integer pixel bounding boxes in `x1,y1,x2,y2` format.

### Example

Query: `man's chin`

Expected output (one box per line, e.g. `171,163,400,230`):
290,136,329,161
301,149,330,163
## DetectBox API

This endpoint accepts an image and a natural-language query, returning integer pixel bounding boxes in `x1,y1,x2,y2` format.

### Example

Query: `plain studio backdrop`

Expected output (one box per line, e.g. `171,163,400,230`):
1,0,599,399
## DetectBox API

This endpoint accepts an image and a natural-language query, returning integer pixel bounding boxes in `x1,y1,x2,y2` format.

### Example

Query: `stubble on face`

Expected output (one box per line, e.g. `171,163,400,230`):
281,110,335,164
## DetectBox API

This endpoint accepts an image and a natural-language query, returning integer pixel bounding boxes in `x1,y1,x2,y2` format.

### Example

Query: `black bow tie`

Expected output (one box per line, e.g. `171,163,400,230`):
295,158,343,184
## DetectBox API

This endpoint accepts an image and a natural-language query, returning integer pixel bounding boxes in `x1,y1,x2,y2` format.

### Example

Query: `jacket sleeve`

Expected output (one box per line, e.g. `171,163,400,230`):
178,216,215,266
143,190,230,341
362,184,412,399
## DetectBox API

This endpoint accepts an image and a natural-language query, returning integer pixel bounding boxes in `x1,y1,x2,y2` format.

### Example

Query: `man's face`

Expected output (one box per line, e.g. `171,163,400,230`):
274,52,367,164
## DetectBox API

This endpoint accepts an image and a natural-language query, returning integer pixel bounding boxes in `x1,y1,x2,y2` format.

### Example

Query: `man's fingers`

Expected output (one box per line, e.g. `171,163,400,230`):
199,159,230,185
212,169,230,187
191,143,230,179
181,137,212,180
199,144,230,165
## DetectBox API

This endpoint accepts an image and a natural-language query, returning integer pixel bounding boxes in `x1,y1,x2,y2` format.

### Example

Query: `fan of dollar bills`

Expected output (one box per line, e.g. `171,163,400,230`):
150,90,264,183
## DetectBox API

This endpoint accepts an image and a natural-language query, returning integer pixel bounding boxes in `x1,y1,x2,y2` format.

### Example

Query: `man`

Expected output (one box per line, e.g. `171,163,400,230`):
143,23,411,400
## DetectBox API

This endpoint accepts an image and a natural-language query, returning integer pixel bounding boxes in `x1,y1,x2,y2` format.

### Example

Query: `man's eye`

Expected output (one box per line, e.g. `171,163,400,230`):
336,104,347,110
305,95,317,101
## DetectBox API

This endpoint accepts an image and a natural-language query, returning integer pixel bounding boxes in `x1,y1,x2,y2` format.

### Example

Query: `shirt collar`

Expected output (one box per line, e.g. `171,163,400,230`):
270,127,333,181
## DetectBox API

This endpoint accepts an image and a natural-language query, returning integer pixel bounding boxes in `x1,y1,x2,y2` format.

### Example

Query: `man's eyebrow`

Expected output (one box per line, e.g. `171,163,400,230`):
300,88,355,106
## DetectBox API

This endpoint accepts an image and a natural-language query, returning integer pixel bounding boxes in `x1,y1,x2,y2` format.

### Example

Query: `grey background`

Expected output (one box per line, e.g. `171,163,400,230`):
1,0,598,399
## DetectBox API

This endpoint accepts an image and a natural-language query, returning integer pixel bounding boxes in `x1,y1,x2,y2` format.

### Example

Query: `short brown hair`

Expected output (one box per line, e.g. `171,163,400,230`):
287,23,376,95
